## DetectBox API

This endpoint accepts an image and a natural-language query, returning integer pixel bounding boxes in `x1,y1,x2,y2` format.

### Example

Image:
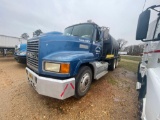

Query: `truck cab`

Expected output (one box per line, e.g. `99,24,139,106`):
26,22,119,100
136,5,160,120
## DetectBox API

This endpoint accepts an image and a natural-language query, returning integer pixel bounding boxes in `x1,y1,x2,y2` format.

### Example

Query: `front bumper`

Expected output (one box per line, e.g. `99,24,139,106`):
14,55,26,63
26,67,75,100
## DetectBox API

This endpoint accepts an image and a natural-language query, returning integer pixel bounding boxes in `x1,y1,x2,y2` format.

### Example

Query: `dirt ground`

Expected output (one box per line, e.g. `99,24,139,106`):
0,57,138,120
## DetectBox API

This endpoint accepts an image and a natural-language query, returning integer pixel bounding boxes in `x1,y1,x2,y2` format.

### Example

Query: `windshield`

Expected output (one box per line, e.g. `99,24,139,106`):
64,24,94,39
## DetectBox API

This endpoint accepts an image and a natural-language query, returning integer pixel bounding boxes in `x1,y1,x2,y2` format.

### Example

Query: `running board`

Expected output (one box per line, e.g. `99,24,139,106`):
95,71,108,80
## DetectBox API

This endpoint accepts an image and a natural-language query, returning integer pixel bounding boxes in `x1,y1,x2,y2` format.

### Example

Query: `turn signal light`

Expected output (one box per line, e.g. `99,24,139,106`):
60,63,70,73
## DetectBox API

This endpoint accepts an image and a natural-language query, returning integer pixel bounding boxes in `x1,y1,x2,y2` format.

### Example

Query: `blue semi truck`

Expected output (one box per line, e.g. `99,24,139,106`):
26,22,120,100
14,43,27,63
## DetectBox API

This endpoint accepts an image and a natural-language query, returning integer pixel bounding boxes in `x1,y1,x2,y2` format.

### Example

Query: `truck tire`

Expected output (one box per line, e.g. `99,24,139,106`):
138,76,147,100
137,62,142,83
109,59,116,71
75,66,92,99
138,99,143,120
115,59,118,68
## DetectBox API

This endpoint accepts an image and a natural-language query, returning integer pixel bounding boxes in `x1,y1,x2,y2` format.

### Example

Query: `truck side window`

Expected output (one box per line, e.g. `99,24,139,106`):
96,30,100,41
94,29,101,42
154,19,160,39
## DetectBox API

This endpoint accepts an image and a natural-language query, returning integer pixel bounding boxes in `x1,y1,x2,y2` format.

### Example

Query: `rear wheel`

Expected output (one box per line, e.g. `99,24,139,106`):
109,59,116,71
115,59,118,68
138,99,143,120
75,66,92,99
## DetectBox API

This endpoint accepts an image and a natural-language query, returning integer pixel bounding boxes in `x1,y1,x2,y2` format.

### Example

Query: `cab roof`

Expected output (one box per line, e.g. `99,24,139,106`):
65,22,99,29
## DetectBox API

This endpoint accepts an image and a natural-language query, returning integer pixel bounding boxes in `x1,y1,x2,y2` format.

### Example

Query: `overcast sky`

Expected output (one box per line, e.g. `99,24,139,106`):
0,0,160,45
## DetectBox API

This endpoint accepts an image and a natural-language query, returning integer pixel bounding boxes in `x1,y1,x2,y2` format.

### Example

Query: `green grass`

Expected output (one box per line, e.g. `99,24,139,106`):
121,55,141,62
119,61,138,73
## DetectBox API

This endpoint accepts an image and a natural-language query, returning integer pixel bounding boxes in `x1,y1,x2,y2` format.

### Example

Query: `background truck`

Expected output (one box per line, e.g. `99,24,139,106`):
26,22,120,100
136,5,160,120
0,35,26,56
14,31,62,64
14,43,27,63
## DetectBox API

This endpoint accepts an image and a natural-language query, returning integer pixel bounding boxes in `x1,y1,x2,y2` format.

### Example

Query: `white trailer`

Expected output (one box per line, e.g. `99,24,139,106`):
0,35,26,56
0,35,26,49
136,5,160,120
118,51,127,55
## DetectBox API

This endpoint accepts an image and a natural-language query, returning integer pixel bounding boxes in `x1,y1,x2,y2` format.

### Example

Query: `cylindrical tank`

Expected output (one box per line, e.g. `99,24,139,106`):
102,34,119,60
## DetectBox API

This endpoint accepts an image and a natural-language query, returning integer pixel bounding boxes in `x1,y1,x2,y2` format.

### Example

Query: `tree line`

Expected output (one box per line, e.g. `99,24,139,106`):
21,29,43,39
116,38,145,55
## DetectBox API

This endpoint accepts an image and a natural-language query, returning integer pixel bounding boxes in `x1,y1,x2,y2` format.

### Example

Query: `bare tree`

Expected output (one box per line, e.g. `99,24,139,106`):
117,39,128,50
21,33,29,39
124,43,145,55
33,29,43,37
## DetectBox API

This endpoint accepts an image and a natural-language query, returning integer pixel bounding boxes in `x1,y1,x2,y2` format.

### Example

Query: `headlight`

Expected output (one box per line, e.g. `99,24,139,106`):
44,62,60,72
44,62,70,73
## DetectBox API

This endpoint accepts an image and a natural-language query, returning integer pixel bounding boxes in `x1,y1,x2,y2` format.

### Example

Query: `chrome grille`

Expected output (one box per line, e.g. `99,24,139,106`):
27,40,39,72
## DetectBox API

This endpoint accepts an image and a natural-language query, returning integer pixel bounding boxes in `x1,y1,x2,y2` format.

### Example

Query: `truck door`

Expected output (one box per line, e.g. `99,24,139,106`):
91,28,102,59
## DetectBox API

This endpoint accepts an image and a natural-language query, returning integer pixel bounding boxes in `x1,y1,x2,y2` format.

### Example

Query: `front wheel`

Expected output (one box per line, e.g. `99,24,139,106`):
138,99,143,120
74,66,92,99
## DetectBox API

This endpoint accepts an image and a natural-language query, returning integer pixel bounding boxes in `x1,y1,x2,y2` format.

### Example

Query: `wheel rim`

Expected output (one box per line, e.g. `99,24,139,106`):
80,73,91,93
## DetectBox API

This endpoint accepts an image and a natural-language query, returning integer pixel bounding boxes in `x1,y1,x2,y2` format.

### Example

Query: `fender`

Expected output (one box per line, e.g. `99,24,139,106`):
42,51,96,77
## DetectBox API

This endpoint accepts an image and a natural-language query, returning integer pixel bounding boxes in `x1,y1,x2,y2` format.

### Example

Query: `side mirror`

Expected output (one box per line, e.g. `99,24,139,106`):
100,28,109,40
103,29,109,40
136,10,151,40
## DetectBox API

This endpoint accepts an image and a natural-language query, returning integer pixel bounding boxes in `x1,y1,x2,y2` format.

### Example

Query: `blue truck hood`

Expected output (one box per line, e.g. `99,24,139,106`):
42,31,62,35
43,51,94,62
29,31,62,40
39,34,90,42
39,34,91,62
